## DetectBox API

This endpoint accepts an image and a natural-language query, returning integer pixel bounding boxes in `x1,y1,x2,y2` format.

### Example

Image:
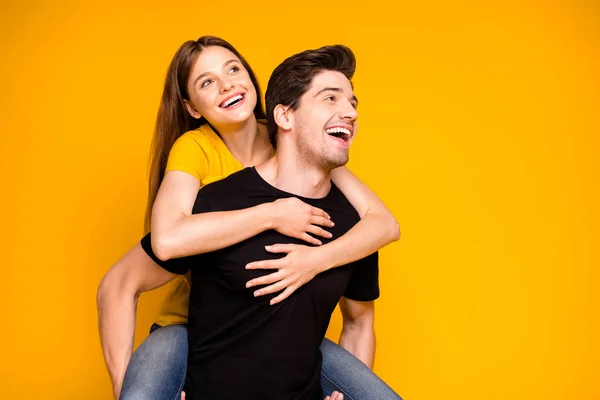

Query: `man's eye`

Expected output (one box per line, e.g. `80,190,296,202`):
201,79,213,88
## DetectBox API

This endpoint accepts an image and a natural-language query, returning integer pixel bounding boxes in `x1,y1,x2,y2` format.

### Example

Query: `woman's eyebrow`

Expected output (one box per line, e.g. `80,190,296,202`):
193,59,239,86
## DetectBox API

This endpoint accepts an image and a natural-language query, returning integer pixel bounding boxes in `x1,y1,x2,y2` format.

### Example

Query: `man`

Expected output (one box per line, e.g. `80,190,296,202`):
131,45,378,400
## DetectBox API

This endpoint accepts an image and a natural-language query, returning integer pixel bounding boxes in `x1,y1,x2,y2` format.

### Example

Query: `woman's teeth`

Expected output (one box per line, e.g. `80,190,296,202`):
221,94,244,108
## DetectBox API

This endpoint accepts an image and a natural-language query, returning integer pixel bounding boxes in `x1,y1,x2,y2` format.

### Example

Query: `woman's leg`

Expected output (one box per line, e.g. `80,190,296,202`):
120,324,188,400
320,338,402,400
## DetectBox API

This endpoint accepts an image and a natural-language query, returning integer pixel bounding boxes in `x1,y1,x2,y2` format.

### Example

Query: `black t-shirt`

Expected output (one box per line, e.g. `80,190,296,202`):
141,167,379,400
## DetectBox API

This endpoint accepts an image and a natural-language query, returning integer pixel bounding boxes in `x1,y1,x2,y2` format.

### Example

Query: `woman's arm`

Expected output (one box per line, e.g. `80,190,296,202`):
150,171,333,261
245,166,399,304
319,166,400,269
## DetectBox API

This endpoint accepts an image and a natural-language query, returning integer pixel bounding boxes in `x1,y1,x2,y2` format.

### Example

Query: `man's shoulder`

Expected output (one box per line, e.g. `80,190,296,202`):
199,167,254,195
325,183,359,217
193,168,258,213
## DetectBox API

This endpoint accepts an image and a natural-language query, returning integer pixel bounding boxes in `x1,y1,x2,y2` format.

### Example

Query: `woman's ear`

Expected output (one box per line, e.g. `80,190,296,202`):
184,100,202,119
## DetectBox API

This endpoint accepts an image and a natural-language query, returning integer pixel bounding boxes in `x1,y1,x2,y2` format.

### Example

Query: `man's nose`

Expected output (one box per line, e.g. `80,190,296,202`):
339,101,358,121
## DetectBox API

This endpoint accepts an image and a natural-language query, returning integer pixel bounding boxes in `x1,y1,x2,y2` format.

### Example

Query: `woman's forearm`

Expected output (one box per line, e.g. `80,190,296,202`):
319,212,400,272
152,203,274,261
326,166,400,270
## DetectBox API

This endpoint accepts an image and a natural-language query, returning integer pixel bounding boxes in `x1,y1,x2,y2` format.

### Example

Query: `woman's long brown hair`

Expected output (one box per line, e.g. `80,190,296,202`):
144,36,266,232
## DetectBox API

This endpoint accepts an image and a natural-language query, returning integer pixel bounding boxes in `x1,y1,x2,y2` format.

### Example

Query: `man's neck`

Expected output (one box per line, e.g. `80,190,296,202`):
256,146,332,199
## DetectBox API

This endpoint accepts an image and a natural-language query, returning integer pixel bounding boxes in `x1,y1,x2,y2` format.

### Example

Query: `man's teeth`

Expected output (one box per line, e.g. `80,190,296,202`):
326,127,351,138
222,95,243,108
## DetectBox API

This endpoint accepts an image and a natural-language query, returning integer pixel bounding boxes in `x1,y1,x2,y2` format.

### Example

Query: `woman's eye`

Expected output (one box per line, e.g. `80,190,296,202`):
325,96,335,101
201,79,213,88
229,66,239,73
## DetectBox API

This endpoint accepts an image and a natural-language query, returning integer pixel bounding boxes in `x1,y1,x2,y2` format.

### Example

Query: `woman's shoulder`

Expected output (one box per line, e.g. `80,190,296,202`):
166,129,214,180
167,125,218,168
175,124,217,146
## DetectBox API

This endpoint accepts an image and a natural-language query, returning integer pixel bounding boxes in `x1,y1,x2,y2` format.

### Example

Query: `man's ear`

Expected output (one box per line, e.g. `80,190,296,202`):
273,104,293,131
184,100,202,120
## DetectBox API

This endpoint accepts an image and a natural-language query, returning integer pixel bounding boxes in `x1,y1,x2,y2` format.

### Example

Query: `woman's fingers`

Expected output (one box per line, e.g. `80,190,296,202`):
253,279,288,297
269,286,298,305
306,224,332,239
246,270,284,289
311,207,330,220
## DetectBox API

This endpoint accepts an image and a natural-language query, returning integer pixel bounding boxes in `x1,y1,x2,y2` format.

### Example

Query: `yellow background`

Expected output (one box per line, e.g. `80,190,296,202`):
1,0,598,399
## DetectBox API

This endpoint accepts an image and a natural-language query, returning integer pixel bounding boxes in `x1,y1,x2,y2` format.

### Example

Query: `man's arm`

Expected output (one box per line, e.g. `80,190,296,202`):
338,297,376,369
96,242,178,399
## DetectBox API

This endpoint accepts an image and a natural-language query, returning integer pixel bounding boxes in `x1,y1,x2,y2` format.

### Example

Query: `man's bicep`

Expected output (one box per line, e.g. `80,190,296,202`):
134,260,179,293
115,242,179,294
340,297,375,323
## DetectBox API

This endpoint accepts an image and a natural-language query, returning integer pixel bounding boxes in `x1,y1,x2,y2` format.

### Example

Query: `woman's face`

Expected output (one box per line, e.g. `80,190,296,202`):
185,46,257,127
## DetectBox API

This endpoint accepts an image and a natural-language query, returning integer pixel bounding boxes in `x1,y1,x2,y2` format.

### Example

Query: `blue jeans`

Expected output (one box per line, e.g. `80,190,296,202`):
120,324,401,400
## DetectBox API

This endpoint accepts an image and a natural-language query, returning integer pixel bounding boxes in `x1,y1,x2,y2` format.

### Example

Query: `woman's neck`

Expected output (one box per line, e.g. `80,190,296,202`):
213,117,272,167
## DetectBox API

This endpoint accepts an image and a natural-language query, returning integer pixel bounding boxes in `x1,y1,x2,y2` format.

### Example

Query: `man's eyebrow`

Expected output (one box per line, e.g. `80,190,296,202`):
314,87,359,105
313,87,342,97
193,59,239,86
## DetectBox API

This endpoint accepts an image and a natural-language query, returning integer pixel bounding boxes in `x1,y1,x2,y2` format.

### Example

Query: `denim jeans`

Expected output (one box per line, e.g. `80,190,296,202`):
120,324,401,400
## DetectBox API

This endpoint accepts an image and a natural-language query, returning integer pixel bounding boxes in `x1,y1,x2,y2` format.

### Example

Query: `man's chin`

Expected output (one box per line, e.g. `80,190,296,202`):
324,154,349,170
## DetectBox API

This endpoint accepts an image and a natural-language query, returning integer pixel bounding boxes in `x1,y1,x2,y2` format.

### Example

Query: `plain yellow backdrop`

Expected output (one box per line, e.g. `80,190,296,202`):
1,0,598,399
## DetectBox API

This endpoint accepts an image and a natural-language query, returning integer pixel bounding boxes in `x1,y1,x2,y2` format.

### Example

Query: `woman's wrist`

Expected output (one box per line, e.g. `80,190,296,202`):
309,244,335,273
260,202,277,231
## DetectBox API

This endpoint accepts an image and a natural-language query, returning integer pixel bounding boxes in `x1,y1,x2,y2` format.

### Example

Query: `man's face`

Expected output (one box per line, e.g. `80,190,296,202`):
290,70,358,170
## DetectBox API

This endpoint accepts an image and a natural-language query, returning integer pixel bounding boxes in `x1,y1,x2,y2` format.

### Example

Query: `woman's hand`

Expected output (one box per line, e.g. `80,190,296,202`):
269,198,334,245
245,243,330,305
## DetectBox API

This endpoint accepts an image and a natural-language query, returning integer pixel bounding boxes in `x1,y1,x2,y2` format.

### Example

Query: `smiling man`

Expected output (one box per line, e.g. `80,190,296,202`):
139,45,382,400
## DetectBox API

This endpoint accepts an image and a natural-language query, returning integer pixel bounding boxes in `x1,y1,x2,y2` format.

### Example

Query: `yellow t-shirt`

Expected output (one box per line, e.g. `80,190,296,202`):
154,123,245,326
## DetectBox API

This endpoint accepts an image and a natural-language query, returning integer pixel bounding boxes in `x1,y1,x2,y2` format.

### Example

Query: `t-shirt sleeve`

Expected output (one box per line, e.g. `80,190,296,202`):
139,193,213,275
140,232,189,275
165,134,209,182
343,251,380,301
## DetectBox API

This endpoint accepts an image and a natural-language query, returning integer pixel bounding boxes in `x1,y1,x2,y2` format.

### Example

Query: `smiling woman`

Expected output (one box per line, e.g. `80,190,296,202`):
96,35,401,400
145,36,266,236
182,47,258,127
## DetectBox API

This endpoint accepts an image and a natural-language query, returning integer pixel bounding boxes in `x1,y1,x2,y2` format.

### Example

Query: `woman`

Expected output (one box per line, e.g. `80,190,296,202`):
97,36,401,400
